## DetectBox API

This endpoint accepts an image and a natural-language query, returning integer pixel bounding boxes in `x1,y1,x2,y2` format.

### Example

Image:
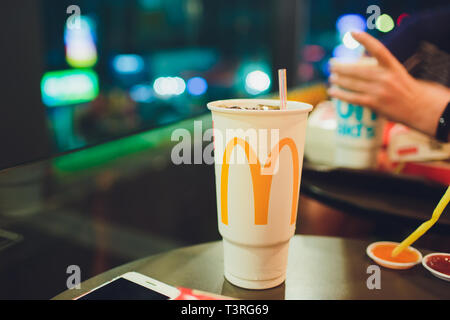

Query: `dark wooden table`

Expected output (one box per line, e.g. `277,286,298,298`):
301,164,450,228
53,235,449,300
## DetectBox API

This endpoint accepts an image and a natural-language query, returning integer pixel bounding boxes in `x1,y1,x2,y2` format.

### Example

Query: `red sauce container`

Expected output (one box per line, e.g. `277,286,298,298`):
422,253,450,281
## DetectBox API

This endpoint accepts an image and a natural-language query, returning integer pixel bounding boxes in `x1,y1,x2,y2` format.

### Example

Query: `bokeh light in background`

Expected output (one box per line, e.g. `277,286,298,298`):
129,84,153,103
31,0,439,160
298,63,315,81
245,70,271,95
138,0,163,10
332,44,363,60
333,13,366,61
112,54,145,74
236,61,271,95
376,14,395,33
173,77,186,95
321,60,331,77
187,77,208,96
397,13,410,26
64,16,97,68
342,31,360,49
41,69,99,107
153,77,186,97
336,14,366,34
302,45,325,62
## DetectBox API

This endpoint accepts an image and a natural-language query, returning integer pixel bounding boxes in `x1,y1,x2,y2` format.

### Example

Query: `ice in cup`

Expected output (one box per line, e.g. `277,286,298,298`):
330,57,385,169
207,99,312,289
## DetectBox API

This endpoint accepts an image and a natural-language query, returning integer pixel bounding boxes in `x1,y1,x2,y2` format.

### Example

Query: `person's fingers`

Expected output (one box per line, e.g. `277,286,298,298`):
329,73,372,93
351,31,399,68
327,86,374,108
330,63,382,81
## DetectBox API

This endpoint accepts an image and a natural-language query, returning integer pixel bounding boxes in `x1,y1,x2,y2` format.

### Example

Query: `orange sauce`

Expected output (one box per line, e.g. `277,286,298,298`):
372,244,419,263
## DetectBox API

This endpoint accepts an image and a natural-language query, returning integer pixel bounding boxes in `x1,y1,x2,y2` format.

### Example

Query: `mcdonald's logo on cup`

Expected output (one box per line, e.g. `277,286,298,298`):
207,99,312,290
220,136,299,226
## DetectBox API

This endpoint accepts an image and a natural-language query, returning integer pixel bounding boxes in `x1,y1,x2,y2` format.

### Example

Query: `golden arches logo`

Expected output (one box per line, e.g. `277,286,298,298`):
220,137,299,226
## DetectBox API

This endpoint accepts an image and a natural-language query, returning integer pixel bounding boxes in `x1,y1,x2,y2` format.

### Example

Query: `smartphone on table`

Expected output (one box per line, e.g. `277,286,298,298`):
74,271,181,300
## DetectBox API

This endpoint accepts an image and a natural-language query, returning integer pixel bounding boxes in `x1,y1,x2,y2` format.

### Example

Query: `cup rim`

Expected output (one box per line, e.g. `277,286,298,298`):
207,99,313,116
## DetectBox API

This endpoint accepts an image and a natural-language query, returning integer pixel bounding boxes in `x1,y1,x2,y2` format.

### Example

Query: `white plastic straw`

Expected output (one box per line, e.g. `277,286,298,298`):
278,69,287,110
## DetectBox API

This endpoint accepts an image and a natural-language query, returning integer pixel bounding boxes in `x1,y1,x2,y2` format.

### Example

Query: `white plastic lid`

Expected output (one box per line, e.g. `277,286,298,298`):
222,238,289,290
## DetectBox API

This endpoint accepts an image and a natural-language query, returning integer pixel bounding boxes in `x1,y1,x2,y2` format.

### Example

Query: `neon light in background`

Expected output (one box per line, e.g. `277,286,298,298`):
153,77,186,96
173,77,186,95
41,69,99,107
138,0,163,10
64,16,97,68
335,14,365,63
336,14,366,34
66,41,97,68
297,63,314,81
321,61,331,77
52,114,212,173
396,13,410,26
187,77,208,96
112,54,145,74
236,61,271,94
376,14,395,33
302,45,325,62
64,16,96,45
332,44,364,60
342,31,360,49
245,70,271,95
129,84,153,103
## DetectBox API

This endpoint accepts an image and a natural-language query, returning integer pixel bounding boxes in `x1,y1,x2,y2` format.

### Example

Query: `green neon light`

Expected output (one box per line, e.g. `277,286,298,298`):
41,69,99,107
52,82,323,174
65,16,97,68
376,14,395,33
52,114,212,173
66,47,98,68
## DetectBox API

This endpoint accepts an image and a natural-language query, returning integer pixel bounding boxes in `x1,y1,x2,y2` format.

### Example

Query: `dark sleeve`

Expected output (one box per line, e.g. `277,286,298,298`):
382,5,450,63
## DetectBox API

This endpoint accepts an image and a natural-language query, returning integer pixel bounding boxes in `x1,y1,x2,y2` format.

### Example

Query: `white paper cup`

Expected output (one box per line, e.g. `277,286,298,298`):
330,57,384,169
207,99,312,289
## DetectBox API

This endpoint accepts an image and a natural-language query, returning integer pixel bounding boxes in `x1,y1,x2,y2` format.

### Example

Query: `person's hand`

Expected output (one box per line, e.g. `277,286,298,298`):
327,31,450,137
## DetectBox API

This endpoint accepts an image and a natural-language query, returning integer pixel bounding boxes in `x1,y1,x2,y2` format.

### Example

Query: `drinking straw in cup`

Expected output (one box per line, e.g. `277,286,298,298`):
278,69,287,110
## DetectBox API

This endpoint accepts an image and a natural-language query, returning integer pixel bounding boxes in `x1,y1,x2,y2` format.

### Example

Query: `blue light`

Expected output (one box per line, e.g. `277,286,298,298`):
138,0,162,10
336,14,366,34
332,44,363,60
129,84,153,103
64,16,96,45
112,54,144,74
187,77,208,96
321,61,331,77
64,16,97,68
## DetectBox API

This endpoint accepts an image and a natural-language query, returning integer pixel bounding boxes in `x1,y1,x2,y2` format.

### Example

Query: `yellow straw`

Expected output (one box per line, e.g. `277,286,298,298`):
393,162,405,175
392,185,450,257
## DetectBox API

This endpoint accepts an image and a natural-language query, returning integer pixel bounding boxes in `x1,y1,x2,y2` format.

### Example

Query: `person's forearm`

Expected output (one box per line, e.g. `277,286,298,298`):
328,32,450,139
407,81,450,137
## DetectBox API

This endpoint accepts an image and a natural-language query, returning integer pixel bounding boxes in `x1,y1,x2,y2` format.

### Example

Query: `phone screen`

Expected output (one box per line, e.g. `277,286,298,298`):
78,277,171,300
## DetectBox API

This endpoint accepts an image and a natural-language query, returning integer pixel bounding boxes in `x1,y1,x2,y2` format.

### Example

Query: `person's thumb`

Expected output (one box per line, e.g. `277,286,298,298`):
351,31,400,68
